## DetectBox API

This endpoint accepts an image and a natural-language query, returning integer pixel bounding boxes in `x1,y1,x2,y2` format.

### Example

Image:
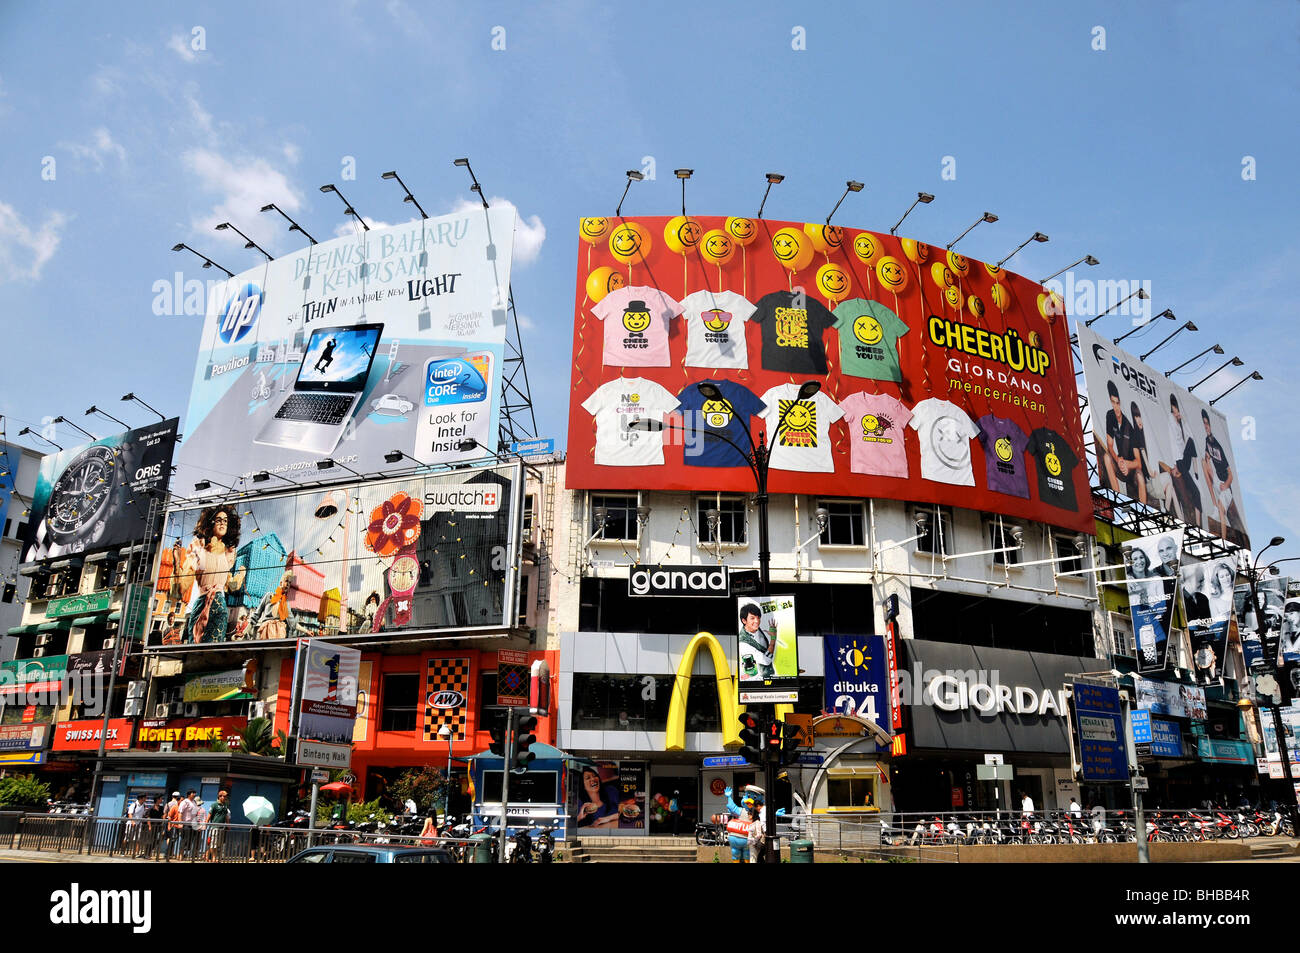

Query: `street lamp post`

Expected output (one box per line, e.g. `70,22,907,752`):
438,723,454,823
632,378,821,862
1244,536,1300,836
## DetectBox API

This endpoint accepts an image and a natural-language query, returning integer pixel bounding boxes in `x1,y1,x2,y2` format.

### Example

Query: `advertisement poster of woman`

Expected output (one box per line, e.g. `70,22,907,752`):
1122,530,1184,674
1180,557,1237,687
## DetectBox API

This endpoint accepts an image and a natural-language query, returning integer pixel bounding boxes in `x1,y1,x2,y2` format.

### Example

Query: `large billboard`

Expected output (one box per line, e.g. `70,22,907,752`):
565,216,1092,533
175,210,516,497
1121,529,1184,674
21,420,179,563
1077,327,1249,547
149,464,521,645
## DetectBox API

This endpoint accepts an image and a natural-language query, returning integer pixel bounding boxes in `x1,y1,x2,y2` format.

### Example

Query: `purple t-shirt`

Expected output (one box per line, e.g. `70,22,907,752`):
976,414,1031,499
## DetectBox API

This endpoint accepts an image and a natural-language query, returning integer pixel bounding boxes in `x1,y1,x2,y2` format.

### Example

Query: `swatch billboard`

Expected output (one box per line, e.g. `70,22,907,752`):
149,464,521,645
565,216,1092,534
1077,327,1250,548
174,210,516,497
21,420,179,563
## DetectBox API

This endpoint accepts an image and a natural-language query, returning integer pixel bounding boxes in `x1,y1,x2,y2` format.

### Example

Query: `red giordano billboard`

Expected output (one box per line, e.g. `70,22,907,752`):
566,216,1091,534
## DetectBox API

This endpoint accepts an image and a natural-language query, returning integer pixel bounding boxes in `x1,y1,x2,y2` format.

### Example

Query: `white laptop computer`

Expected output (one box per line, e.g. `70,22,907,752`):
254,323,383,456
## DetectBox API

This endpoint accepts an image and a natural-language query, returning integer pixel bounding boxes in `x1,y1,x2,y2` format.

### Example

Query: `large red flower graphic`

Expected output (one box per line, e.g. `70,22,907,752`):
364,491,423,556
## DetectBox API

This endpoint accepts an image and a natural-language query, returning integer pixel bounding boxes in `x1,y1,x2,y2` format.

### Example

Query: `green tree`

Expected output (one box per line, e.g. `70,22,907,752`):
0,774,51,808
388,766,446,816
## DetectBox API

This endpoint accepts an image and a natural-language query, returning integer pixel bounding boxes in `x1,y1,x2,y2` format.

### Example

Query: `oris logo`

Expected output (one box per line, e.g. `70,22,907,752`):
217,283,264,344
427,691,465,710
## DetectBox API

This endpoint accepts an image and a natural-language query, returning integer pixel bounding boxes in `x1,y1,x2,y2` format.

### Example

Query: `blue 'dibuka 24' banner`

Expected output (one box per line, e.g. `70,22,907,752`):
823,635,888,731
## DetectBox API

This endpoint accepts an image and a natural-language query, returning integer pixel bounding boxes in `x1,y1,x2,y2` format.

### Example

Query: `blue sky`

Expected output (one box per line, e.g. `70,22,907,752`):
0,1,1296,558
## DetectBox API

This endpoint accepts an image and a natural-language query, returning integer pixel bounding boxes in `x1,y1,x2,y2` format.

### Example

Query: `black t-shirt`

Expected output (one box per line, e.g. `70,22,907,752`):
751,291,837,374
1105,409,1135,461
1204,433,1230,483
1026,427,1080,511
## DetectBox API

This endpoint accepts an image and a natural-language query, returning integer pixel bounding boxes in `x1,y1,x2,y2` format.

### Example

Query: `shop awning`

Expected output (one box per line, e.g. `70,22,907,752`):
71,614,109,627
48,558,84,570
84,551,118,564
6,624,38,636
107,611,122,622
37,620,72,633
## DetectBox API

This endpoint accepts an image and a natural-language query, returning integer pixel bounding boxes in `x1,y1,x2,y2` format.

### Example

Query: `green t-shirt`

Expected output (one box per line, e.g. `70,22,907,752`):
209,801,230,825
833,298,910,382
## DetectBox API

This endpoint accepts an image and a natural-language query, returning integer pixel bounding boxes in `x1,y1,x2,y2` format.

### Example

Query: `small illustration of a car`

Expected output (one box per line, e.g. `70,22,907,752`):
370,393,414,416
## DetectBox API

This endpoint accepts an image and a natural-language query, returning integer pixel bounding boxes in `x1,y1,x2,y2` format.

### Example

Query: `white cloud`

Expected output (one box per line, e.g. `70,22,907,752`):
332,219,395,239
185,90,216,143
516,313,536,331
184,149,304,243
168,34,197,62
0,202,69,283
449,196,546,265
90,67,124,98
59,127,127,171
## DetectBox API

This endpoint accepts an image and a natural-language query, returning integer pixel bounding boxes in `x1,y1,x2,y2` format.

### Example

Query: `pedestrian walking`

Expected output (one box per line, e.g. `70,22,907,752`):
178,790,200,860
205,790,231,862
163,792,184,861
125,794,147,857
746,806,765,863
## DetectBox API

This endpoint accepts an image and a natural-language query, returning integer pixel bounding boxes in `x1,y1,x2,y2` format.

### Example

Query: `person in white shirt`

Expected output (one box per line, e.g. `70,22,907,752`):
1090,803,1107,834
1020,791,1034,817
179,791,200,859
1068,797,1082,818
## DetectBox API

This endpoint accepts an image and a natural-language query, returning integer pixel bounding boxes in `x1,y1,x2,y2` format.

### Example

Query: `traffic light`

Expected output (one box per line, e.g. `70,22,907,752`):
778,720,801,766
765,719,783,761
488,718,506,757
738,712,764,765
513,711,538,772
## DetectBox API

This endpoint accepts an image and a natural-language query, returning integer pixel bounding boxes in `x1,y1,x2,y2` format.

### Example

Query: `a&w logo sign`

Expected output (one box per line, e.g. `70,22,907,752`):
427,691,465,710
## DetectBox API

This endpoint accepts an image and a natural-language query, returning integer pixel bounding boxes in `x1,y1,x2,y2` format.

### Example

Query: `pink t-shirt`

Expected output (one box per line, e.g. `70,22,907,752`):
838,392,913,478
591,286,681,367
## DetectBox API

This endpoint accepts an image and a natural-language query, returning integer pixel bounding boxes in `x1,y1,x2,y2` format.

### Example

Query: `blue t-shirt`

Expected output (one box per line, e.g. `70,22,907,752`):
676,380,767,468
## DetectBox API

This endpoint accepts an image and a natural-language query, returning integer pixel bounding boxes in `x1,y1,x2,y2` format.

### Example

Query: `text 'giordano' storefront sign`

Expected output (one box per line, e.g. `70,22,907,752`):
920,667,1067,718
136,718,246,751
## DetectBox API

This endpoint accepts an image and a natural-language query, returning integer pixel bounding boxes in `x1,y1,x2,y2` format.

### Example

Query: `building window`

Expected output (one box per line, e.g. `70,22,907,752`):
379,673,420,732
989,523,1021,566
2,519,9,538
827,774,878,811
16,522,28,543
697,496,747,546
1054,535,1085,574
818,500,866,547
516,574,530,627
522,494,536,545
110,560,129,588
478,672,507,734
591,494,638,542
914,510,952,556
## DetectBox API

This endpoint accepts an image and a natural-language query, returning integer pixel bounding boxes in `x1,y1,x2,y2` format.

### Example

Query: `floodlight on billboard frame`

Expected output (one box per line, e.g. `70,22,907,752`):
142,458,526,650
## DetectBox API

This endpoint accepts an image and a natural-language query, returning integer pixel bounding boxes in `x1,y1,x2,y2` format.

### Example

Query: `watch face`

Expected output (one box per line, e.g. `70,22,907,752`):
47,445,121,543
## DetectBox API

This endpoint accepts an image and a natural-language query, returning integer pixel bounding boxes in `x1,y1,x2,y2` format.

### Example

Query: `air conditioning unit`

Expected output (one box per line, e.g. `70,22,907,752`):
127,680,146,699
33,647,48,658
249,701,266,719
169,702,186,716
102,637,117,651
35,634,51,647
183,703,199,717
154,703,170,719
124,697,143,716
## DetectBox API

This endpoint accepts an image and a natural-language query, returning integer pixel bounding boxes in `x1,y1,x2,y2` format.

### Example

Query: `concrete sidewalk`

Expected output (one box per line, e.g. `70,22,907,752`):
0,849,159,863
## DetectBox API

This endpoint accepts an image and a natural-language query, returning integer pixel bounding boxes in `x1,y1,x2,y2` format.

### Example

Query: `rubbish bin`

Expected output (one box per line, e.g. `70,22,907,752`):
790,839,814,864
471,833,496,864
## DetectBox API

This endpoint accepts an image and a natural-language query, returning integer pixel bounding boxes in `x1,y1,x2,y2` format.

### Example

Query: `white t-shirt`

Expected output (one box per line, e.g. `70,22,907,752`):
759,384,844,473
581,378,680,466
680,290,756,368
909,398,978,486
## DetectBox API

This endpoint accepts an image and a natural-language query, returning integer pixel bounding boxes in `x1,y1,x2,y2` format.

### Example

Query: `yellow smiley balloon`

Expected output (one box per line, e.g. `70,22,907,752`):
930,262,956,289
990,282,1012,311
967,294,986,319
943,284,963,310
875,255,910,293
816,262,852,302
772,227,814,272
852,232,882,265
724,216,758,246
609,222,651,264
1037,291,1065,323
984,261,1004,280
946,251,970,278
803,222,844,254
901,238,929,264
663,216,702,256
585,266,625,303
699,229,736,266
579,216,610,244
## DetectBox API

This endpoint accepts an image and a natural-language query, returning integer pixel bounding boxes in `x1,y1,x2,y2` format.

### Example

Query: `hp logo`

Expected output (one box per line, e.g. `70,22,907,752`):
217,283,264,344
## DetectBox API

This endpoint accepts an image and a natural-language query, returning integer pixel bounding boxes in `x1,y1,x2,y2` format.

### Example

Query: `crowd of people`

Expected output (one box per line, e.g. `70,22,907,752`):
122,789,232,861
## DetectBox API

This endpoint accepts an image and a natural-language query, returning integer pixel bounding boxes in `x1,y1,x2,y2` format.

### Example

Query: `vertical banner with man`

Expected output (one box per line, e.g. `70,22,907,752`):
292,637,361,767
1122,530,1184,674
823,635,887,731
1179,556,1238,687
737,595,798,703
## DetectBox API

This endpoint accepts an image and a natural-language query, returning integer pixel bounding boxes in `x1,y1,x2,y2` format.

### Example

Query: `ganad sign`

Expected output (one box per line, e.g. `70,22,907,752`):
628,565,729,598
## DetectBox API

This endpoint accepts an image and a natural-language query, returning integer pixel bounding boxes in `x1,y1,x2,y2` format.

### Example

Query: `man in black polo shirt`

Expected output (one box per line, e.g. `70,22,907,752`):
1199,409,1243,539
1101,381,1141,498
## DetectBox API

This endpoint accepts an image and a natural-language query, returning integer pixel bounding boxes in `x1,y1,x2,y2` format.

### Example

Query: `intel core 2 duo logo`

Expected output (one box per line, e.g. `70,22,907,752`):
217,283,264,344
